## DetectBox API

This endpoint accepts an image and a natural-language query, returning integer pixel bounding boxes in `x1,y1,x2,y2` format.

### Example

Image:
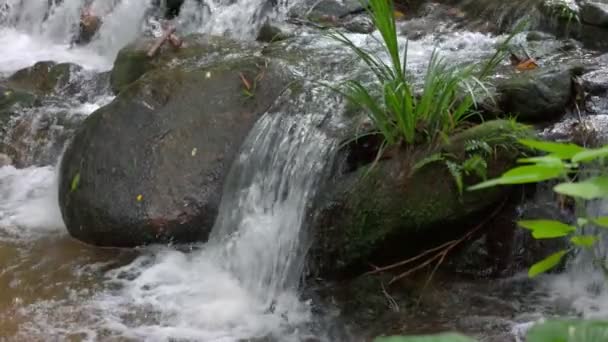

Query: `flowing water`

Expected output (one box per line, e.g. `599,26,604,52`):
0,0,607,341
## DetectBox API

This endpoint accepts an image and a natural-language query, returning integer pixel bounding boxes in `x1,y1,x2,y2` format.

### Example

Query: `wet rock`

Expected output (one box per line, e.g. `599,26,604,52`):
110,34,253,94
73,15,102,45
526,30,555,41
256,20,291,43
343,15,374,34
311,120,530,276
288,0,367,21
496,66,582,123
581,68,608,94
0,84,37,118
7,61,82,95
2,108,86,168
59,43,295,247
581,1,608,27
0,153,12,167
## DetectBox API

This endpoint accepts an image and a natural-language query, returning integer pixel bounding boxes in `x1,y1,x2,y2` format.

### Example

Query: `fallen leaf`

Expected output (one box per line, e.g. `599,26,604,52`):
394,10,406,20
136,194,143,202
191,147,197,156
515,58,539,71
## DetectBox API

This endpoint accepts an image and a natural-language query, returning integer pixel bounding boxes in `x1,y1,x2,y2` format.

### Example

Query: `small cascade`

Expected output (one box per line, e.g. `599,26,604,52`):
69,91,340,341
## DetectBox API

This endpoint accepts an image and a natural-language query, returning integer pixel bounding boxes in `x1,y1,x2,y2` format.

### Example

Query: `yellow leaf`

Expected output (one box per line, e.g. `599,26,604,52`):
136,194,143,202
394,10,405,20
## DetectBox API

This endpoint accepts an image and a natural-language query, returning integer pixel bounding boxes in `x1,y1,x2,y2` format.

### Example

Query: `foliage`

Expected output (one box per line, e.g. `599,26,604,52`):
470,139,608,277
374,334,475,342
375,320,608,342
327,0,519,149
542,0,580,27
412,139,492,194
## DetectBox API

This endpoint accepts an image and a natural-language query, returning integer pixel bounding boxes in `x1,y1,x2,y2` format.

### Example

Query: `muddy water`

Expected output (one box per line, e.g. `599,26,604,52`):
0,236,136,339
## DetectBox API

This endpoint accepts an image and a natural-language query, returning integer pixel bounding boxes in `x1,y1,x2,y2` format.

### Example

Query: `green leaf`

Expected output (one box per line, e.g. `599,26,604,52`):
592,216,608,228
517,155,564,165
570,235,598,248
572,145,608,163
519,139,585,159
374,334,477,342
528,250,568,277
554,176,608,200
70,173,80,192
469,164,564,190
527,320,608,342
518,220,576,239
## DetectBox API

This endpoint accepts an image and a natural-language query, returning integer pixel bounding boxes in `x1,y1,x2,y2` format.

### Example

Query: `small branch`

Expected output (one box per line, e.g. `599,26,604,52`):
147,26,177,57
368,198,509,284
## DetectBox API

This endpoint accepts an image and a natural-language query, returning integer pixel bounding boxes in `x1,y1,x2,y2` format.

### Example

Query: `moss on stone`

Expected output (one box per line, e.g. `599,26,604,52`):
312,120,532,276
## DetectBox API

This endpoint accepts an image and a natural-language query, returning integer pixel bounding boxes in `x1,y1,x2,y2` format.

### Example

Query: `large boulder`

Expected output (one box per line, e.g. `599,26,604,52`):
59,42,294,247
496,66,582,123
581,1,608,27
310,120,530,276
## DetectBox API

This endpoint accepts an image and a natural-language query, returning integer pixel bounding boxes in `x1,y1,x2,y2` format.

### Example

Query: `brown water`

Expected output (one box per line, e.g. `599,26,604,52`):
0,234,136,340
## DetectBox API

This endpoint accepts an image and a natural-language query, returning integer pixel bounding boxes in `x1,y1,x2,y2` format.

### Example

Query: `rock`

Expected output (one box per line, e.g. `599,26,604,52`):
310,120,530,276
581,68,608,94
526,30,555,41
256,20,291,43
110,34,253,94
289,0,367,20
0,84,39,162
7,62,82,95
0,153,12,167
110,46,153,94
73,15,102,45
581,1,608,27
0,84,37,116
496,66,582,123
59,48,294,247
343,15,374,34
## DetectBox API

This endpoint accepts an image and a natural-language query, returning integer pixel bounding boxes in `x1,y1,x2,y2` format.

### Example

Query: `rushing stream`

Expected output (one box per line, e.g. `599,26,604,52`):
1,0,608,341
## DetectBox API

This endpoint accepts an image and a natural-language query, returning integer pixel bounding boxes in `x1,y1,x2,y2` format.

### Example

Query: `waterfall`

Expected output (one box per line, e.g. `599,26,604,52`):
0,0,297,70
68,89,340,341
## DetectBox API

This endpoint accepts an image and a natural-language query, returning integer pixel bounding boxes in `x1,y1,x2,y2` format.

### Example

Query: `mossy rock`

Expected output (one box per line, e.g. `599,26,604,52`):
110,34,256,94
8,61,81,95
311,120,531,277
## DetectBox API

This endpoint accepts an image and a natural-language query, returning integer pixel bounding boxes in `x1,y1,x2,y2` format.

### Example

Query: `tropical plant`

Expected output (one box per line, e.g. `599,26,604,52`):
328,0,519,150
470,139,608,277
